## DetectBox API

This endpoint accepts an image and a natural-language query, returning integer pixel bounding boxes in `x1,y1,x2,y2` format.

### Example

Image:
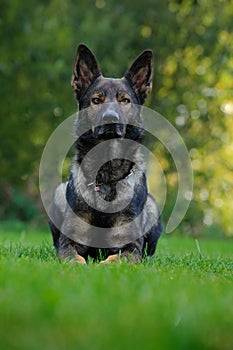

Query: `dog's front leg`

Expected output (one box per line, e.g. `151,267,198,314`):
100,238,144,264
58,233,86,264
120,250,142,263
100,250,141,264
120,238,144,263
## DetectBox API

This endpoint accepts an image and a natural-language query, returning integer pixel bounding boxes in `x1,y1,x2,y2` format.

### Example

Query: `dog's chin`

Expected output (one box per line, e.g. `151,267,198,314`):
93,125,125,140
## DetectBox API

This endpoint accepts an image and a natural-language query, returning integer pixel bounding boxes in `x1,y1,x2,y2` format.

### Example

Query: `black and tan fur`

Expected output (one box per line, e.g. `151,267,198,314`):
49,44,162,263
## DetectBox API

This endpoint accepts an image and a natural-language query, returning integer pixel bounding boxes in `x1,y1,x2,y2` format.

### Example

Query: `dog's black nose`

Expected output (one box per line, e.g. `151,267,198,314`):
102,110,119,123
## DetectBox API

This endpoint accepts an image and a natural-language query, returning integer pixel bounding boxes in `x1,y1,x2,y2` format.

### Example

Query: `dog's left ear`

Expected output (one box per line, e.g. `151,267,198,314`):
124,50,153,104
71,44,101,100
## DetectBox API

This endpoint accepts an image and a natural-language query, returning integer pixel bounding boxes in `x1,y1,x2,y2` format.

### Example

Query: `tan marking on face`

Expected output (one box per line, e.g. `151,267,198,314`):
117,92,131,105
91,92,105,105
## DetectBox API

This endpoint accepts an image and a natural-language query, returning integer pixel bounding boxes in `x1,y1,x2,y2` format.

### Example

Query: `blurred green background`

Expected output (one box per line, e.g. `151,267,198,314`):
0,0,233,238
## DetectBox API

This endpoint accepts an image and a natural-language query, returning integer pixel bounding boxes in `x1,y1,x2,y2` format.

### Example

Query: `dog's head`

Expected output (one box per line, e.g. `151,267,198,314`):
71,44,153,140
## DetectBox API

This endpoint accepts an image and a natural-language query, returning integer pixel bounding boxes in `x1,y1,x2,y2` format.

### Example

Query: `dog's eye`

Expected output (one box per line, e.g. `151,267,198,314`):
92,97,102,105
120,98,131,105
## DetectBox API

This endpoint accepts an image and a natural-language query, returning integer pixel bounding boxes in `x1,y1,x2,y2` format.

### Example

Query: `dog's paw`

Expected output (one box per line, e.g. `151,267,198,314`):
99,254,120,265
76,254,87,264
58,251,87,264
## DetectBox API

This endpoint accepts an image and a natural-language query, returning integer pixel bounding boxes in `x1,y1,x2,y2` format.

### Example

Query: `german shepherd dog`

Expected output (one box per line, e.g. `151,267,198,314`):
49,44,162,263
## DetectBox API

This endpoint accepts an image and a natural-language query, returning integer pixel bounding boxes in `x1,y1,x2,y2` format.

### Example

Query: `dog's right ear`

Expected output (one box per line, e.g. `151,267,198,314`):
71,44,101,100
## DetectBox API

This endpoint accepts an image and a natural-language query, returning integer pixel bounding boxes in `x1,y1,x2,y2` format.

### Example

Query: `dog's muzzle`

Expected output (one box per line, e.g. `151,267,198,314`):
93,123,126,139
93,108,126,139
102,109,120,124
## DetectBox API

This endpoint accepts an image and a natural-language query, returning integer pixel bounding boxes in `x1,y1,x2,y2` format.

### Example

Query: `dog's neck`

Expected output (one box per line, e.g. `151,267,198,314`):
74,137,144,186
95,158,134,186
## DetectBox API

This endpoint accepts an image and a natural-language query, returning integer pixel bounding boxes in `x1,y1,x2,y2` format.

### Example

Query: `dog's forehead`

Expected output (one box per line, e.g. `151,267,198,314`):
92,77,132,96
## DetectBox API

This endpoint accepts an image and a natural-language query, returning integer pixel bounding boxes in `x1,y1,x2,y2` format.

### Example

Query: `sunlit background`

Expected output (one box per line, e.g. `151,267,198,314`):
1,0,233,237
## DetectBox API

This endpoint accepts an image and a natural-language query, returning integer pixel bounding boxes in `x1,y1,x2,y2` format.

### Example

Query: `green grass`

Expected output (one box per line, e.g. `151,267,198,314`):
0,222,232,350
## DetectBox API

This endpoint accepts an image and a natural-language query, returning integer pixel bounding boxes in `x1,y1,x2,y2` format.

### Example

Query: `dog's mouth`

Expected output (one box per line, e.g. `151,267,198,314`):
92,124,126,139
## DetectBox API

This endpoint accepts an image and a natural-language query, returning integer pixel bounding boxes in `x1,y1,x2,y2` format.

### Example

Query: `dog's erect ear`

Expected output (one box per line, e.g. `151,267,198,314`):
71,44,101,100
124,50,153,104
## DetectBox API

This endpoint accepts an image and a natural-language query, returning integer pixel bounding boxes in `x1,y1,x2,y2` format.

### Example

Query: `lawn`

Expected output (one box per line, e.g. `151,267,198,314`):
0,221,232,350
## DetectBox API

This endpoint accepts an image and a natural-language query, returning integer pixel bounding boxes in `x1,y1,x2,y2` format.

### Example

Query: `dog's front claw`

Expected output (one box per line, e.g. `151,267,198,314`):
99,254,120,265
58,248,87,264
76,254,87,264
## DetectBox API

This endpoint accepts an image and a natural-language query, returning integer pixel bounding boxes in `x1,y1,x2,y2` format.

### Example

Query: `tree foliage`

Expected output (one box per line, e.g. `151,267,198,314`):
0,0,232,236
